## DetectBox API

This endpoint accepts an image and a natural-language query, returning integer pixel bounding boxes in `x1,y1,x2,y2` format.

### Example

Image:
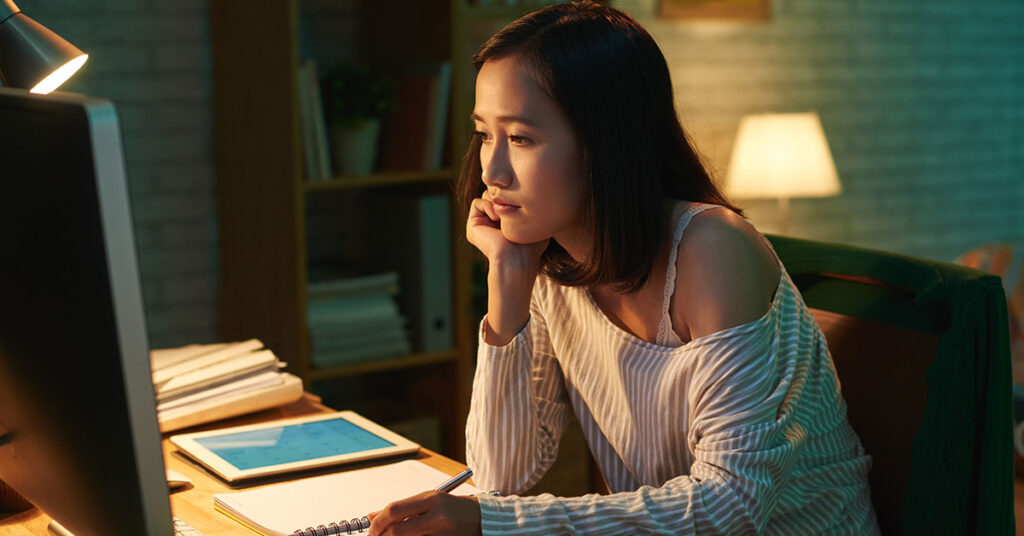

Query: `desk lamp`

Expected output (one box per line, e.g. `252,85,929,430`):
0,0,88,94
724,112,841,234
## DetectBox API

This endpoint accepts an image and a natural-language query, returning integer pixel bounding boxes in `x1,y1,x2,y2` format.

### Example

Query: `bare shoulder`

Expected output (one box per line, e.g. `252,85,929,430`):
672,207,781,340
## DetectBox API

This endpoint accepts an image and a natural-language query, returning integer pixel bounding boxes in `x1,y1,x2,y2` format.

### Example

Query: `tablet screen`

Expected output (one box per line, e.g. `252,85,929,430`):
193,416,395,470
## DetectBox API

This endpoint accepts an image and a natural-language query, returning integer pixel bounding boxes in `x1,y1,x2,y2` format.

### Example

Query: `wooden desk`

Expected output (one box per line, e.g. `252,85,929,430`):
0,394,468,535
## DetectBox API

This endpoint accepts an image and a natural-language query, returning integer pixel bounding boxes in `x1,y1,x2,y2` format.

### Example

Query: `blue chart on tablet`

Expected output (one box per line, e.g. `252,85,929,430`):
194,416,395,470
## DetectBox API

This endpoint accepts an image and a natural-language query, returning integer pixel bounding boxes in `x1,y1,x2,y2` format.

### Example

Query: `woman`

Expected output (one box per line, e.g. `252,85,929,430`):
369,2,878,534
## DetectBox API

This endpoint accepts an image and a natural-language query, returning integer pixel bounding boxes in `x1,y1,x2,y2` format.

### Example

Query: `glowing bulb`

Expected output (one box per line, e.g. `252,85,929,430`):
30,54,89,95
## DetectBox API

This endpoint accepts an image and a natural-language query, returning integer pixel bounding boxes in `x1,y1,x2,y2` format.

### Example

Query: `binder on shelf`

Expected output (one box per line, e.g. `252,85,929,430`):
306,60,333,179
377,62,452,172
297,59,332,182
425,62,451,169
366,194,454,354
296,62,319,181
416,194,454,352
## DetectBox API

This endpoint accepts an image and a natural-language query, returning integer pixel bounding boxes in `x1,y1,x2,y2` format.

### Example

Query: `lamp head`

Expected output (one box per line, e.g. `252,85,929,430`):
0,0,88,94
724,111,841,200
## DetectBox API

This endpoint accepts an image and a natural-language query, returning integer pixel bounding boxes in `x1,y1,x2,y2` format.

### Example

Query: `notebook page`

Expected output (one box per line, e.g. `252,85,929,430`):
214,460,481,536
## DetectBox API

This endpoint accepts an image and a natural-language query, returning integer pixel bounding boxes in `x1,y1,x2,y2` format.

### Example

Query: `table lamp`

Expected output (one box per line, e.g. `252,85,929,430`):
723,112,841,234
0,0,88,94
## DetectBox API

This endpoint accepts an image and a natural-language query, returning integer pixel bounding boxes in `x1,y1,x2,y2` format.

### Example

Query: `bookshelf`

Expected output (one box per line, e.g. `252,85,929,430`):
209,1,548,461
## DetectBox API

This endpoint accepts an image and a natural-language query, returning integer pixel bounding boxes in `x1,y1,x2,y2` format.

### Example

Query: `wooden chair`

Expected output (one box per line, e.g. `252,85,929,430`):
767,234,1015,534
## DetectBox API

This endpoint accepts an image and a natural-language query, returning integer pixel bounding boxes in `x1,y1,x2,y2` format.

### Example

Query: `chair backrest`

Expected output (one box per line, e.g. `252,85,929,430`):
766,235,1015,535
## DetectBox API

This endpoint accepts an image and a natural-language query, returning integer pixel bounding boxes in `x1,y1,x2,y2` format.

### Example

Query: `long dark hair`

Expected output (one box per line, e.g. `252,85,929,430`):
458,1,740,293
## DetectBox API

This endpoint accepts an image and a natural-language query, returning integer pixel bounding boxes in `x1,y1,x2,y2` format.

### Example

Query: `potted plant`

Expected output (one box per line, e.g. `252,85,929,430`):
320,63,394,176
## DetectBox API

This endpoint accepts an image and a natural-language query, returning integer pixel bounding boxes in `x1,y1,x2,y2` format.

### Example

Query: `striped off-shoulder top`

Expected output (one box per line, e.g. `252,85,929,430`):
465,201,880,535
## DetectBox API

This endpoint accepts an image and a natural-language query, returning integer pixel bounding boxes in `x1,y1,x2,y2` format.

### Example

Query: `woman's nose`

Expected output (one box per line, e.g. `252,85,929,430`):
481,146,512,188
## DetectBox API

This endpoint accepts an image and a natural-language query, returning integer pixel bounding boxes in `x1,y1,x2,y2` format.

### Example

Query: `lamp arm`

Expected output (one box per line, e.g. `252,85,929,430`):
0,0,19,23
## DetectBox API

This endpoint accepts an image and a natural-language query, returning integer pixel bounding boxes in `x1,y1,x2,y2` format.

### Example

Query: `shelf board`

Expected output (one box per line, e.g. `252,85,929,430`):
307,350,460,381
304,169,454,192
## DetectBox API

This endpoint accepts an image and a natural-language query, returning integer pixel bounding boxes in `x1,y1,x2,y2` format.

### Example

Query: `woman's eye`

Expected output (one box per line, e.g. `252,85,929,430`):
509,135,532,145
472,130,491,142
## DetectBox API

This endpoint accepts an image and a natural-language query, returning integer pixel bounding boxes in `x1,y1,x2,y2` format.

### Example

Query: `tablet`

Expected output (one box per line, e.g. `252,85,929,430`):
169,411,420,483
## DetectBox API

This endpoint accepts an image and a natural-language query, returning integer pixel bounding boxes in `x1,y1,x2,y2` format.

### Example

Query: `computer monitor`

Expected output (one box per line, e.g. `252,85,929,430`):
0,88,174,535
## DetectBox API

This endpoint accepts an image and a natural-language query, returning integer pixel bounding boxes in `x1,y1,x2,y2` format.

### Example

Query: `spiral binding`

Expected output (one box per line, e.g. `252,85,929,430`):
292,516,370,535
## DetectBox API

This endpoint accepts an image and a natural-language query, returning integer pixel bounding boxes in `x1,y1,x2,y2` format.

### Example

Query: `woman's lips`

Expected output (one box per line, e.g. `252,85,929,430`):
492,199,520,215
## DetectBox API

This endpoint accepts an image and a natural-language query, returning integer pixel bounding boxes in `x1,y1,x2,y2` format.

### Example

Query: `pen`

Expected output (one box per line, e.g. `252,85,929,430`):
434,467,473,492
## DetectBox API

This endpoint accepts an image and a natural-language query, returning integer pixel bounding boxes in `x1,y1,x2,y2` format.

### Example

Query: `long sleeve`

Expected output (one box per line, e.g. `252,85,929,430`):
465,290,572,494
474,312,877,535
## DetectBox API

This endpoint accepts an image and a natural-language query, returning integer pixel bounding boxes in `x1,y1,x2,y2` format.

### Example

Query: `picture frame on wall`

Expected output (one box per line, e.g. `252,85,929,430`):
659,0,771,20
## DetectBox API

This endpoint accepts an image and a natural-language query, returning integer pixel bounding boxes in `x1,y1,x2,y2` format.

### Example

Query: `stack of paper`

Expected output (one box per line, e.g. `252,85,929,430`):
151,339,303,432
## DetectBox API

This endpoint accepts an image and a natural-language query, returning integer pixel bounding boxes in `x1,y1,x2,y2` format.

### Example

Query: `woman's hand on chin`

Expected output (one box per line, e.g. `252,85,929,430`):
469,191,548,345
467,191,548,272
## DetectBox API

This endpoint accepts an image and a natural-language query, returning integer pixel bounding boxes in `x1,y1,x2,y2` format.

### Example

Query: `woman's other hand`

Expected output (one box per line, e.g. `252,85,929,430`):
367,491,482,536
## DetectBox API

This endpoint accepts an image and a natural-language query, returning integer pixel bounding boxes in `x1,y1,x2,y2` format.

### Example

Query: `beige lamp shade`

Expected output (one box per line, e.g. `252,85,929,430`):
724,112,841,199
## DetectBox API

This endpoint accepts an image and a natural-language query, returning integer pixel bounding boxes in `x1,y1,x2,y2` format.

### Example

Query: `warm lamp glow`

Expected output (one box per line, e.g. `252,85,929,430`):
724,112,841,233
725,112,840,198
30,54,88,94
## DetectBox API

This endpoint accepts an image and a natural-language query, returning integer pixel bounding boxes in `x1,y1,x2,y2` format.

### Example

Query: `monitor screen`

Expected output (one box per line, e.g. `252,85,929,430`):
0,88,173,535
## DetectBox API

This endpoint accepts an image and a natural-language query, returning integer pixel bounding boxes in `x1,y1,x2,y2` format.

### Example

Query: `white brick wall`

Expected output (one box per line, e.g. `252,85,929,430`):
15,0,219,348
613,0,1024,262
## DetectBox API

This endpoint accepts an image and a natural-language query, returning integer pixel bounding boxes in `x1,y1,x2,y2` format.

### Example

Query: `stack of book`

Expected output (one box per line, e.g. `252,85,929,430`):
151,339,303,432
307,272,412,368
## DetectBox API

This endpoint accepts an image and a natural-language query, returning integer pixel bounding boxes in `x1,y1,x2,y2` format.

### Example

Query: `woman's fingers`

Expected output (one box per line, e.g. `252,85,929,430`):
367,492,436,536
368,492,481,536
468,193,543,269
467,199,503,255
471,196,499,222
376,512,438,536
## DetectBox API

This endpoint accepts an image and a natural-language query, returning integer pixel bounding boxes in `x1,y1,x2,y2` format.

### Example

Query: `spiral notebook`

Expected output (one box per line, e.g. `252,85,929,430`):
213,460,482,535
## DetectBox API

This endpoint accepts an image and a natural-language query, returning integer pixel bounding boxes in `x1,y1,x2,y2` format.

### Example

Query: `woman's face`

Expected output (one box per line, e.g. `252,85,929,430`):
472,56,586,247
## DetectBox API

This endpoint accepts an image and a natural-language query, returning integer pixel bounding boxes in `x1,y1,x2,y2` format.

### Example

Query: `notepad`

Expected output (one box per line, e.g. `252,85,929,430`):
213,460,482,536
